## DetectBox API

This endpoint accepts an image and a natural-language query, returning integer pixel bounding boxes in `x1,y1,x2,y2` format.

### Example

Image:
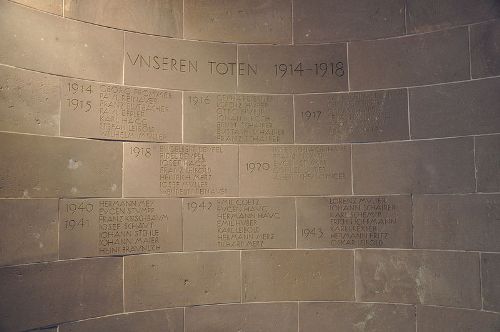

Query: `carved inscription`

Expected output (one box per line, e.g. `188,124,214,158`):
124,33,240,91
240,145,351,196
60,78,181,142
184,92,293,144
297,196,412,249
294,90,409,143
238,44,348,93
59,199,182,259
127,53,256,76
183,198,296,251
123,143,239,197
125,34,348,93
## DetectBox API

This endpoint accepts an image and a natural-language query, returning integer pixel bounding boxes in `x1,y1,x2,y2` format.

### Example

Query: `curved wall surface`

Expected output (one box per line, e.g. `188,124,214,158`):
0,0,499,331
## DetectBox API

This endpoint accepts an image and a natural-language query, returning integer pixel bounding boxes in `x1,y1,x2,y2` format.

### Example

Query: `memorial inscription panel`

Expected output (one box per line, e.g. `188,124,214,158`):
238,44,348,93
295,89,409,143
240,145,351,196
61,78,182,142
297,195,412,249
183,197,296,251
123,143,238,197
59,198,182,259
124,32,241,92
183,92,293,144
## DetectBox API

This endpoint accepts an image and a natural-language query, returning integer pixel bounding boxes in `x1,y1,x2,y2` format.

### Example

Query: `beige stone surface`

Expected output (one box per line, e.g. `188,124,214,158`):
297,195,412,249
183,197,296,251
185,303,298,332
240,145,351,196
61,78,182,142
300,302,416,332
65,0,182,37
294,0,405,43
482,253,500,312
406,0,500,33
0,199,58,266
60,309,184,332
410,77,500,138
0,0,123,82
11,0,62,15
124,251,241,310
471,20,500,78
124,32,237,92
414,194,500,251
183,92,294,144
350,28,469,90
238,43,348,93
0,65,60,136
355,249,481,308
0,132,123,198
123,143,238,197
242,250,354,302
184,0,291,43
352,137,475,194
417,305,500,332
0,257,123,331
475,134,500,192
295,89,409,144
59,198,182,259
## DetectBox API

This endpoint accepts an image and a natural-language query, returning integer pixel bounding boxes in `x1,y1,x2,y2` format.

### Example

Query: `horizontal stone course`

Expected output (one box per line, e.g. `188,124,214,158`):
59,309,184,332
413,194,500,251
355,249,481,308
185,303,298,332
406,0,500,33
64,0,183,38
294,89,408,143
0,257,123,332
0,199,58,266
416,305,500,332
299,302,416,332
242,250,354,302
349,28,469,90
293,0,405,43
352,137,475,194
0,0,123,82
0,65,60,136
0,132,123,198
124,251,241,310
184,0,291,44
410,77,500,138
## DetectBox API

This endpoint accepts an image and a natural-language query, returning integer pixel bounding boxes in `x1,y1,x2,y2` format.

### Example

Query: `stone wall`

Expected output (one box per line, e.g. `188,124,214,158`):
0,0,499,331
